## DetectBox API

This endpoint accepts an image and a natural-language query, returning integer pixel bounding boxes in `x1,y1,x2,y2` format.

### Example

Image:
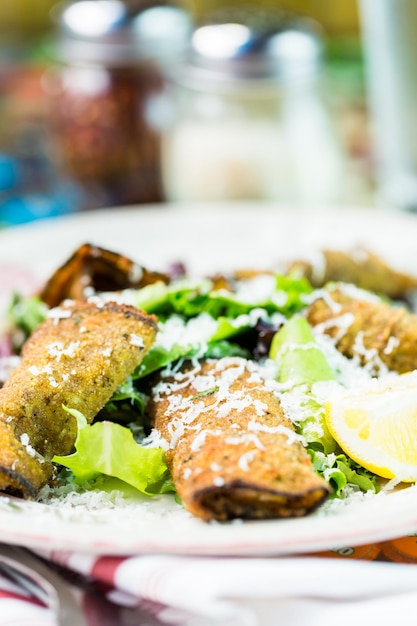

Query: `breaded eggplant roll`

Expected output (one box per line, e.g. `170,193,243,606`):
40,243,169,308
287,248,417,300
305,283,417,374
148,357,330,521
0,300,157,498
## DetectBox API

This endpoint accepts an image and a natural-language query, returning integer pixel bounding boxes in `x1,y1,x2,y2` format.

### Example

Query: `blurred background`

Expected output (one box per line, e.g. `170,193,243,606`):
0,0,407,226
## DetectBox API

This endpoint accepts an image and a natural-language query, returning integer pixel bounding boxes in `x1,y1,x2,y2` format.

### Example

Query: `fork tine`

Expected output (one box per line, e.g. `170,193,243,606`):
0,560,51,605
0,543,87,626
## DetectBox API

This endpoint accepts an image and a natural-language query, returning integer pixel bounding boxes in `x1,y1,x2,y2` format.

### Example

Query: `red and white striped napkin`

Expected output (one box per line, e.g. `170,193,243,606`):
1,549,417,626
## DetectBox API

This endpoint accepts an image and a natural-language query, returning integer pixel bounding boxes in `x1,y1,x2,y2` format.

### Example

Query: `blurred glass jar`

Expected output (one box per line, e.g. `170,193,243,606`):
44,0,192,208
161,14,343,204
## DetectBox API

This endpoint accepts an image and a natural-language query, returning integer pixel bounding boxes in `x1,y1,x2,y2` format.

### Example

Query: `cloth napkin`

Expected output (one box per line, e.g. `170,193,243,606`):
2,538,417,626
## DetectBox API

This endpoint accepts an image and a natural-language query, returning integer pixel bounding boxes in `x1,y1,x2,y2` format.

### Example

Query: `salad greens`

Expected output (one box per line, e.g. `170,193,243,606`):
7,293,48,338
6,268,378,502
128,274,312,320
270,316,336,386
270,317,378,496
53,408,174,495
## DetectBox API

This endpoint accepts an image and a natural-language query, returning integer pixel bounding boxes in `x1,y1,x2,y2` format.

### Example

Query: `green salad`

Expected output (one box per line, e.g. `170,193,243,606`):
5,265,379,506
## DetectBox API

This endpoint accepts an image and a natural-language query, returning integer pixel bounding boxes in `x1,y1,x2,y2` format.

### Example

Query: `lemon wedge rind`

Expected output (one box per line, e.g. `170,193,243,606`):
325,372,417,483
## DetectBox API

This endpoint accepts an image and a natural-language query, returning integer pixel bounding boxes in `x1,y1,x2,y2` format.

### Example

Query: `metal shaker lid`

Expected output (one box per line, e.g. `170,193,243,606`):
50,0,193,66
171,9,323,90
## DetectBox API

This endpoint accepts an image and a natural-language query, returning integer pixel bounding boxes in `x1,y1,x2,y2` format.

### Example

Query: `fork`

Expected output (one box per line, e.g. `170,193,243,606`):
0,542,88,626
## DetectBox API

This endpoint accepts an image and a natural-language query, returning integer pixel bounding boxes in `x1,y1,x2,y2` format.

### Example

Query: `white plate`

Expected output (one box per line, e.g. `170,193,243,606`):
2,202,417,556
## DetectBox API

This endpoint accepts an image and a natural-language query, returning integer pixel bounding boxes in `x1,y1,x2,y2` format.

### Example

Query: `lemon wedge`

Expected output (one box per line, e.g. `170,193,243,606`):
325,371,417,482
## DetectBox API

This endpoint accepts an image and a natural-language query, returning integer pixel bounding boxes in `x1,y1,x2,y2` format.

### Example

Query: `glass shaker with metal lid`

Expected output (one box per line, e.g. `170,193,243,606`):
45,0,192,208
161,10,342,204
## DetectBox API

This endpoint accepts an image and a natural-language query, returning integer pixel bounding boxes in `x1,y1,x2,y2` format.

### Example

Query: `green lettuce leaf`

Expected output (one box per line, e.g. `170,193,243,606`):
125,273,312,320
270,316,378,493
53,407,174,496
270,315,335,385
135,312,254,378
203,340,250,359
98,376,149,424
106,377,147,413
270,316,337,454
310,450,378,496
7,293,48,337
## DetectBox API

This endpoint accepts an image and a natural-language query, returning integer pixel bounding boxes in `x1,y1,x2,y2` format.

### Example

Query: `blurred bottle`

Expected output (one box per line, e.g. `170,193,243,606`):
0,29,86,226
359,0,417,211
185,0,360,37
0,152,80,227
160,9,343,205
44,0,192,209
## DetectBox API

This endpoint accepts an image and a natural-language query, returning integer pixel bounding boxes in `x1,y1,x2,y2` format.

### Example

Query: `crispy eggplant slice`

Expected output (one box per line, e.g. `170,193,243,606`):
40,243,169,307
149,358,329,521
0,300,157,498
305,284,417,374
287,248,417,300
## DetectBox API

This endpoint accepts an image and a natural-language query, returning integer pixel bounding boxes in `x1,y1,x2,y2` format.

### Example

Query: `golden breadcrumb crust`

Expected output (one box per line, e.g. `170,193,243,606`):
0,300,157,498
149,359,329,521
306,286,417,374
288,248,417,299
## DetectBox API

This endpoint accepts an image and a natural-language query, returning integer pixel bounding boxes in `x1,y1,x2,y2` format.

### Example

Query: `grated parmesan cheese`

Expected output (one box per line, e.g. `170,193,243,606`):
233,274,277,304
383,335,400,355
238,450,257,471
5,250,412,524
47,306,73,324
47,340,80,360
129,333,145,348
20,433,45,463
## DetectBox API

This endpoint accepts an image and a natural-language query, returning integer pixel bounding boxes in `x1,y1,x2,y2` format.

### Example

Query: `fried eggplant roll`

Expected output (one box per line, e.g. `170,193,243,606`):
0,300,157,498
305,284,417,374
149,357,330,521
40,243,169,308
287,248,417,300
